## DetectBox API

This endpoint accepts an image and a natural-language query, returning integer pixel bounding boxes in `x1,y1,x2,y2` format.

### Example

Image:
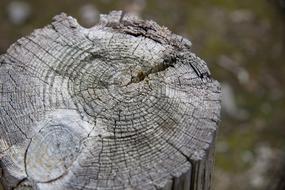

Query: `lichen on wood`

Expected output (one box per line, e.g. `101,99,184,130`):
0,11,221,190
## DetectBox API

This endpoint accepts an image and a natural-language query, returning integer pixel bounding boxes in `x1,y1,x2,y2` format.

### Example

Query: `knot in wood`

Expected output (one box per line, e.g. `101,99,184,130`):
0,11,221,190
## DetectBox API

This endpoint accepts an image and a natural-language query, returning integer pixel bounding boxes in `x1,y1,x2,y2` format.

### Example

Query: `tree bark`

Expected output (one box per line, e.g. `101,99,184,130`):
0,11,221,190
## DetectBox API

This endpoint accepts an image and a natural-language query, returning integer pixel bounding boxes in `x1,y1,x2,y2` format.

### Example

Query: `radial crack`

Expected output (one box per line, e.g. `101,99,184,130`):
128,55,175,85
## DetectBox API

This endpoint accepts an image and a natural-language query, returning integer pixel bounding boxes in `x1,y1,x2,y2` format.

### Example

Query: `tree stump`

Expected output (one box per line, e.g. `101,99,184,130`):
0,11,221,190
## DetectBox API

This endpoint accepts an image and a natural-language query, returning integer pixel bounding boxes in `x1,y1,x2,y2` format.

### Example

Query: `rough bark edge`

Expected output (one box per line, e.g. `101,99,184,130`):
0,11,222,190
99,11,192,50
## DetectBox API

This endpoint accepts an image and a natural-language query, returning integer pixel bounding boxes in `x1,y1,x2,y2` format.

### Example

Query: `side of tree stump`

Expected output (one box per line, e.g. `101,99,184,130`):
0,11,221,190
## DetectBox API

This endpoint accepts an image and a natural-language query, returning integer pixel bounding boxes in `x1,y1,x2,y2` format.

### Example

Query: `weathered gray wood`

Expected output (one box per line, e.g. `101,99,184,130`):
0,11,221,190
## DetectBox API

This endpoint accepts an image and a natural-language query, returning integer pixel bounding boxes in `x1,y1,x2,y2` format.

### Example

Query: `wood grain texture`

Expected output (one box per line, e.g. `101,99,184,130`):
0,11,221,190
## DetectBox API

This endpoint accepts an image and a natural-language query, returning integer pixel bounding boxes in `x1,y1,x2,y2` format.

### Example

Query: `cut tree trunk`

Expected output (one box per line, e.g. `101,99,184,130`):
0,11,221,190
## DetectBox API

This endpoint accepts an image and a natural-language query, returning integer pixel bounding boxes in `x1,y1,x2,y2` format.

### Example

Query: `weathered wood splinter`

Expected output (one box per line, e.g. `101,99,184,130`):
0,11,221,190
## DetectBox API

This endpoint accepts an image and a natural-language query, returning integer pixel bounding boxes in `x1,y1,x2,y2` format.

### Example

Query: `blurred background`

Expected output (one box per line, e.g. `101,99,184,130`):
0,0,285,189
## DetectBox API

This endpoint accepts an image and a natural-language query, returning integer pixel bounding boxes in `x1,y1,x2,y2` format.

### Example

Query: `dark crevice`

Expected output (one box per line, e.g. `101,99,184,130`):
103,11,183,48
127,55,176,85
119,11,126,23
12,177,29,190
22,139,32,188
124,31,163,45
177,52,213,81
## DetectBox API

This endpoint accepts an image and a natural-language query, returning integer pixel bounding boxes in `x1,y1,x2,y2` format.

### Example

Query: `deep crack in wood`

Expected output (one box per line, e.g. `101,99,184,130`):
0,11,221,190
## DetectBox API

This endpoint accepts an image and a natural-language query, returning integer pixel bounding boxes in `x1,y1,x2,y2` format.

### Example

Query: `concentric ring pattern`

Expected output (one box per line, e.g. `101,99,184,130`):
0,11,221,190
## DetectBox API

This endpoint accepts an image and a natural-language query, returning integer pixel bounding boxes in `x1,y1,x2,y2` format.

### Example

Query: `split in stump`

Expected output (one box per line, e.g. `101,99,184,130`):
0,11,221,190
